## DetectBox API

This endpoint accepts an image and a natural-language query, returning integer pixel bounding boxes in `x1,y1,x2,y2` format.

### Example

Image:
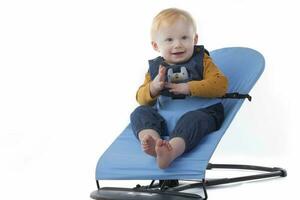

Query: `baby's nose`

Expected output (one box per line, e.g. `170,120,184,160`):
173,40,182,48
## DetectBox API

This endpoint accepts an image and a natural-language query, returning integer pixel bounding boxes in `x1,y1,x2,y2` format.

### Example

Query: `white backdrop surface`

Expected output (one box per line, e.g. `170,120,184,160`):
0,0,299,199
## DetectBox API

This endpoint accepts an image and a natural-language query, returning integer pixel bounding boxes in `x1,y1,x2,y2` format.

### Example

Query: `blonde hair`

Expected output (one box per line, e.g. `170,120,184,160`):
150,8,197,41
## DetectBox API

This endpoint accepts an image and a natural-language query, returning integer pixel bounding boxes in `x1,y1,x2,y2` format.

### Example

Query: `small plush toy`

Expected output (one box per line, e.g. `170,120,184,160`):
167,66,189,83
160,63,190,99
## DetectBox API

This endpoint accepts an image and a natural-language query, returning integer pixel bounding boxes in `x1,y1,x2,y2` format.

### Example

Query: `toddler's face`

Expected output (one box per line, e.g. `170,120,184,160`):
152,18,198,64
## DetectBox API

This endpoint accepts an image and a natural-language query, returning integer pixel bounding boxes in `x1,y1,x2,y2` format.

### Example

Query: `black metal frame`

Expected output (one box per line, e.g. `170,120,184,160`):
91,179,207,200
205,163,286,186
90,163,286,200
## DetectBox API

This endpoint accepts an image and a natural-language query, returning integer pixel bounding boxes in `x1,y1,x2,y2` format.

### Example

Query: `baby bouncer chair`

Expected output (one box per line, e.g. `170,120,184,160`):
90,47,287,200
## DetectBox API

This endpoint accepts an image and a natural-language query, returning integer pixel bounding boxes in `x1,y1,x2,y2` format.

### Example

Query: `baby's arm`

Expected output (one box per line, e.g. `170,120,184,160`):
136,66,166,105
136,73,157,105
149,65,166,97
188,54,228,97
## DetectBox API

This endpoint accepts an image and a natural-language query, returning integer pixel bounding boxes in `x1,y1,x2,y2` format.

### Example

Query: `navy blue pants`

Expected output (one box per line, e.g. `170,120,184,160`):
130,103,224,152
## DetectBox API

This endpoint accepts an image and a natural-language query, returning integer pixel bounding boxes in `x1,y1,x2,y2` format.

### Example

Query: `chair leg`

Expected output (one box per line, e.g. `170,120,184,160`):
205,163,287,186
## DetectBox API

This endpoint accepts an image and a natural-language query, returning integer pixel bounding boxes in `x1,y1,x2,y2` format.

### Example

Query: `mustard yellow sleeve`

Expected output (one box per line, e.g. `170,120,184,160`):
136,73,157,105
188,53,228,97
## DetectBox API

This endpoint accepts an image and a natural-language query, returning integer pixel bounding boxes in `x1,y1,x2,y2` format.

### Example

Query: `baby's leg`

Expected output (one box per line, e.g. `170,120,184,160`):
139,129,160,156
130,105,167,157
155,137,185,169
170,109,217,153
156,107,220,169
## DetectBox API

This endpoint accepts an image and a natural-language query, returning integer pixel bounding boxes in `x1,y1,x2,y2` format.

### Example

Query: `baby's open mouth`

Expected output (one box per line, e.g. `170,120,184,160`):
172,51,185,55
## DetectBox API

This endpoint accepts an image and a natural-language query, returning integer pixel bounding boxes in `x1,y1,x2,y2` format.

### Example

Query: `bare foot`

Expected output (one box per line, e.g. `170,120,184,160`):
140,134,157,156
155,139,173,169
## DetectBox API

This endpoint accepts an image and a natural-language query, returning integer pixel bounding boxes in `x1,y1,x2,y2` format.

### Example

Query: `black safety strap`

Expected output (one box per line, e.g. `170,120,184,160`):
221,92,252,101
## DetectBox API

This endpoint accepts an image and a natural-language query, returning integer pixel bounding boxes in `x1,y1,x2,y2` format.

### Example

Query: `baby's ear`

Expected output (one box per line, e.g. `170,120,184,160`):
194,34,198,45
151,41,160,52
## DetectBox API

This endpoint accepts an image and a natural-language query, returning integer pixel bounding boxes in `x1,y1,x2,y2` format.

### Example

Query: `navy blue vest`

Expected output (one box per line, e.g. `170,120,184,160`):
148,45,206,98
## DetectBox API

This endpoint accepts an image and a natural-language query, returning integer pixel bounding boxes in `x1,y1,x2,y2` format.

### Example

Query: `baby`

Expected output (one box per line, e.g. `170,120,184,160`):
130,8,228,169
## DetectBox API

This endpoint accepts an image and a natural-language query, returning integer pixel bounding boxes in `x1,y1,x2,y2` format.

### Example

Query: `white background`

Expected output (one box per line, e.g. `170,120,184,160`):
0,0,299,199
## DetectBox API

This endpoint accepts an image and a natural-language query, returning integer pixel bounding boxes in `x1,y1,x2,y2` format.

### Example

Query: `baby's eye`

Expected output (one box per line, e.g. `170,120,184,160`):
182,36,188,40
165,38,173,42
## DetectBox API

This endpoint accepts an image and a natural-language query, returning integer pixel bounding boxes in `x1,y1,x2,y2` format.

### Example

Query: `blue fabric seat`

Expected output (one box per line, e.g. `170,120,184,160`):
94,47,265,181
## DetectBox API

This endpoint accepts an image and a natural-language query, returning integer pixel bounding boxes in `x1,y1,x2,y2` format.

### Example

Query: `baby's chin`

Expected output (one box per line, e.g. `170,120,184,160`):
165,56,191,65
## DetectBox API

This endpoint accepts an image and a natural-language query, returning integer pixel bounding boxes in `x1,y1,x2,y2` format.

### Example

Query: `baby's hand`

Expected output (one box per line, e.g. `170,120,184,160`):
150,65,166,97
165,82,190,95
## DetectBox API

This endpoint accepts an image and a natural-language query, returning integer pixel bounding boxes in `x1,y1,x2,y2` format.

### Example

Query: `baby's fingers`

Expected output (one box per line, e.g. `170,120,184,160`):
165,82,175,89
159,65,166,76
158,81,166,89
169,89,179,95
